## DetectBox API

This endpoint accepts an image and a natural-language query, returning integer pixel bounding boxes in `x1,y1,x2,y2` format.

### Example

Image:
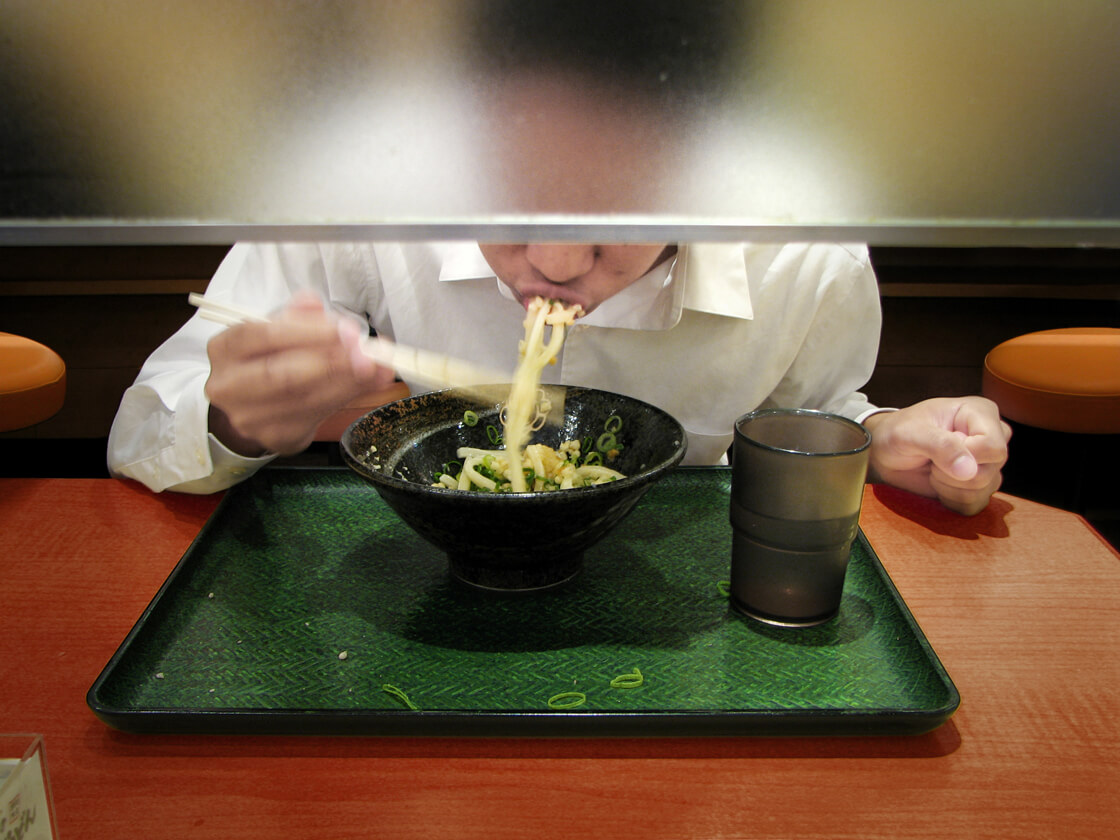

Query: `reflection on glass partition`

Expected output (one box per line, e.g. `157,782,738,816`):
1,1,1119,244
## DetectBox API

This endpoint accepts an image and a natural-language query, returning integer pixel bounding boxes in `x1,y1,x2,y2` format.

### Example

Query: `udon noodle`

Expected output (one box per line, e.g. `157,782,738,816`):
433,297,627,493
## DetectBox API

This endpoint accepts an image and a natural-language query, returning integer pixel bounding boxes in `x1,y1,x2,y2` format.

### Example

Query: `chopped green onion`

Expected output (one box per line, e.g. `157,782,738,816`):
609,668,644,689
604,414,623,433
596,432,617,452
547,691,587,710
382,683,420,711
462,410,479,426
486,424,503,445
583,451,602,466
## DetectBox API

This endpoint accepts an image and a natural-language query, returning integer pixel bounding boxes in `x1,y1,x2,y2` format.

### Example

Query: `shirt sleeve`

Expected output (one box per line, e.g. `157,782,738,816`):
106,242,341,494
762,243,885,423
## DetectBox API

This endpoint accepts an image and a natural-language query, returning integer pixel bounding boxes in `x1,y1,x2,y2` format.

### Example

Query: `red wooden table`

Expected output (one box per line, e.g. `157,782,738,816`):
1,477,1117,839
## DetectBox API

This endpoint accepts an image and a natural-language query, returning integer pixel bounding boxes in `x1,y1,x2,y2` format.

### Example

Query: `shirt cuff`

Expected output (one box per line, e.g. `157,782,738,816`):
205,433,278,481
855,406,898,424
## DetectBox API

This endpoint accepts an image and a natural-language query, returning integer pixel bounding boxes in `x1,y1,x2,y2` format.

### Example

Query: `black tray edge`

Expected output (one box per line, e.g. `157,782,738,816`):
86,706,955,738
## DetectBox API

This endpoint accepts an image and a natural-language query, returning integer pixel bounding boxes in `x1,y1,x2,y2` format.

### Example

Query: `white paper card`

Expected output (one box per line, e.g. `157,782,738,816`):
0,736,55,840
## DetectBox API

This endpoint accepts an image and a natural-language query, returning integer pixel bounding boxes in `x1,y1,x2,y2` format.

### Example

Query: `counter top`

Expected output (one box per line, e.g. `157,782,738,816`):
1,476,1117,839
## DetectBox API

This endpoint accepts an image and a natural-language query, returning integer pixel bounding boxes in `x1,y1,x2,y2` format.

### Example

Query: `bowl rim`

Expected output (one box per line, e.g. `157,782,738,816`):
340,384,688,500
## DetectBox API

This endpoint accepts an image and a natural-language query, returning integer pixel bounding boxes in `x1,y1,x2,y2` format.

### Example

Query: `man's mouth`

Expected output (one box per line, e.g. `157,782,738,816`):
513,283,589,315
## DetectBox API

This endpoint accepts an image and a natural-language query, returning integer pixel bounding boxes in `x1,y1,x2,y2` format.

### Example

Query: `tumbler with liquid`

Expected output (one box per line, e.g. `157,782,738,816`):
729,408,871,627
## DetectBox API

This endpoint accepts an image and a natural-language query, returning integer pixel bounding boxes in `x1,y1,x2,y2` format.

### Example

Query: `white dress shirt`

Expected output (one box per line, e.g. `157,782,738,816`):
107,241,882,493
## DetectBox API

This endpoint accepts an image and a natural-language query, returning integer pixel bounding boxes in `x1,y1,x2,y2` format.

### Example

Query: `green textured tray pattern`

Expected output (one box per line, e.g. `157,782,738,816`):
89,467,958,736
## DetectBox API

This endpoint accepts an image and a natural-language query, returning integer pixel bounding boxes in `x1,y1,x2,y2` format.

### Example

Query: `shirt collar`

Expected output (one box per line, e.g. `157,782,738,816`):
438,242,754,329
437,242,499,282
678,244,754,321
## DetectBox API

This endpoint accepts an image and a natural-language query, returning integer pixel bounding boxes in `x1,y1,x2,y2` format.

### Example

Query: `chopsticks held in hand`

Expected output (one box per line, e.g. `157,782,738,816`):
188,293,510,393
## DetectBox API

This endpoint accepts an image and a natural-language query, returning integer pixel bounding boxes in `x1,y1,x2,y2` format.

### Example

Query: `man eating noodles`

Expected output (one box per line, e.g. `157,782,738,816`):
107,240,1010,515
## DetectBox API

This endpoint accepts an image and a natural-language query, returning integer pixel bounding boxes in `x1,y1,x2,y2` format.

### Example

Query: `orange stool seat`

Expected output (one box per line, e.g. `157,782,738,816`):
0,332,67,432
982,327,1120,435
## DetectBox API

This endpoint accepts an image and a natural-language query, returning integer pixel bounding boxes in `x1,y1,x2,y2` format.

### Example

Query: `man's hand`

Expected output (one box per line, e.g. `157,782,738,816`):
204,291,395,457
863,396,1011,516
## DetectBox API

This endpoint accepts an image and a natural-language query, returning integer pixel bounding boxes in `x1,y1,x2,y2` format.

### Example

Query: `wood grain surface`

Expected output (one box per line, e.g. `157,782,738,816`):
1,477,1117,840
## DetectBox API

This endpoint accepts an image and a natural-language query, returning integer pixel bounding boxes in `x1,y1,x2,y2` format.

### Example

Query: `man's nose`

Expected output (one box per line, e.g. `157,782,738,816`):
525,245,595,284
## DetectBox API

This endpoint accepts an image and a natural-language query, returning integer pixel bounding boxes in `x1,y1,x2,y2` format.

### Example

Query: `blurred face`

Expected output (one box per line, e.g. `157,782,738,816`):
479,244,675,315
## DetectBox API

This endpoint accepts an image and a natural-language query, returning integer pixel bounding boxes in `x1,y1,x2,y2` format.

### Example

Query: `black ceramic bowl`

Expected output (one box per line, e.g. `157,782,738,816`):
341,384,687,591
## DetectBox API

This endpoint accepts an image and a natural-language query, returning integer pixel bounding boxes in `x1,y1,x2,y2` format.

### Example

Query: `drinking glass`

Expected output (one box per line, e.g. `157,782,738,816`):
729,408,871,627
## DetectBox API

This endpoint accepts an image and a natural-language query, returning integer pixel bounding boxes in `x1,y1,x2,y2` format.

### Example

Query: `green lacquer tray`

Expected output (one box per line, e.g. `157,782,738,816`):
88,467,959,737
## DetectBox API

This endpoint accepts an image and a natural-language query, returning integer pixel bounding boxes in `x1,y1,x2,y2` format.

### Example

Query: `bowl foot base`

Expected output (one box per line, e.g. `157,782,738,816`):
448,554,584,593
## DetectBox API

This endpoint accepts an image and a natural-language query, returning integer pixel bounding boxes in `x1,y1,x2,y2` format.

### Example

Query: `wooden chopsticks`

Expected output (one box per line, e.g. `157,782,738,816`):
188,293,510,393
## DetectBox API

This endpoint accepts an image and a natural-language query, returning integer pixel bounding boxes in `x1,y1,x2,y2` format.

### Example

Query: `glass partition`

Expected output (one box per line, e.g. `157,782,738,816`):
2,1,1119,245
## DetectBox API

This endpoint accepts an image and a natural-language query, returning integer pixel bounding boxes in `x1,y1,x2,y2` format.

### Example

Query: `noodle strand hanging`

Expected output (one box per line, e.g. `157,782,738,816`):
431,297,628,493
